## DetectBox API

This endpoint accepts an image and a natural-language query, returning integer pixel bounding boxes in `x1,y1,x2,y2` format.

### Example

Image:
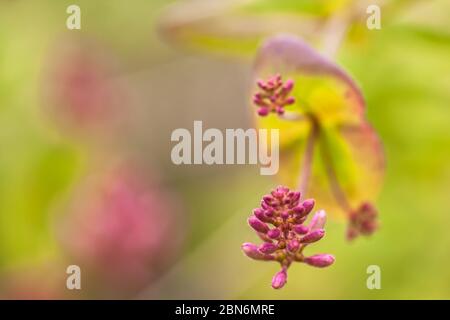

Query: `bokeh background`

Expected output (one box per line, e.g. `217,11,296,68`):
0,0,449,299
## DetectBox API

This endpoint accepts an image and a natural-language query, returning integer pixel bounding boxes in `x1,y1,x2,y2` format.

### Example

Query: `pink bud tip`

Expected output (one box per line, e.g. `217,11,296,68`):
309,210,327,231
276,185,289,193
275,106,285,115
241,243,260,259
267,228,281,239
293,205,306,216
257,107,269,116
283,79,294,91
271,270,287,289
302,199,315,214
257,80,267,90
253,208,267,222
284,97,295,106
248,216,269,234
300,229,325,244
304,254,335,268
241,243,274,261
263,195,273,204
287,239,300,252
259,242,278,254
291,191,301,202
294,224,309,235
264,208,274,217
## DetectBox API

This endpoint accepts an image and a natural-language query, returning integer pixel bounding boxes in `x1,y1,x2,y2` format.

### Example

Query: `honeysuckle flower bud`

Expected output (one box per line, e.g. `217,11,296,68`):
304,254,335,268
287,239,300,252
268,228,281,239
309,210,327,231
248,216,269,234
294,225,309,235
271,269,287,289
347,202,379,240
242,243,262,259
259,242,278,254
293,205,305,215
302,199,315,215
252,74,295,117
242,243,274,261
242,186,335,289
300,229,325,244
253,208,270,222
257,107,270,116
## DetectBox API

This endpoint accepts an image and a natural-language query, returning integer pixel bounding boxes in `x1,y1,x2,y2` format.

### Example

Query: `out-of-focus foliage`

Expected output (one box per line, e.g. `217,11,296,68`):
0,0,179,298
158,0,420,58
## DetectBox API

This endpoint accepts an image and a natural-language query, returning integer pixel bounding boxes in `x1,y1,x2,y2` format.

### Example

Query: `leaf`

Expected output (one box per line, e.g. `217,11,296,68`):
252,35,384,217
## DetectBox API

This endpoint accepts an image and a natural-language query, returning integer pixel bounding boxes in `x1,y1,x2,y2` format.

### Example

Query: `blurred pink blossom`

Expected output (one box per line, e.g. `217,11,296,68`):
42,37,127,134
60,164,183,293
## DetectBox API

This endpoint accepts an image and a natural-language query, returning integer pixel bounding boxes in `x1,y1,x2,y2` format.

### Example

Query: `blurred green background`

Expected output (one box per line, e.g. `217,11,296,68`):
0,0,449,299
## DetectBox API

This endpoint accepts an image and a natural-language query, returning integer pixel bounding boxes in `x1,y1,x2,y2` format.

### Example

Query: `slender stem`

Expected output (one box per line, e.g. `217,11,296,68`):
297,118,319,195
319,132,353,214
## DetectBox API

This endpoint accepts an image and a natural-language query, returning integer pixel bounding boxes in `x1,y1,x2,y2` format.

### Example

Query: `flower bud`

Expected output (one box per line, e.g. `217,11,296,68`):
293,205,305,215
241,243,274,261
309,210,327,231
248,216,269,233
287,239,300,252
267,228,281,239
301,199,315,214
275,106,285,115
263,195,273,205
282,79,294,92
253,208,269,222
281,211,289,219
271,270,287,289
300,229,325,244
304,254,335,268
284,97,295,105
257,107,269,116
294,225,309,235
257,80,267,90
290,191,301,203
259,242,278,254
264,208,274,217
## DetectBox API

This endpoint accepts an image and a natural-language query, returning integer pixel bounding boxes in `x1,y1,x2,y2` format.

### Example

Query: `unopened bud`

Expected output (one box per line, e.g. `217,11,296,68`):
304,254,335,268
300,229,325,244
267,228,281,239
287,239,300,252
294,224,309,235
301,199,315,214
259,242,278,254
271,270,287,289
241,243,274,261
309,210,327,231
248,216,269,234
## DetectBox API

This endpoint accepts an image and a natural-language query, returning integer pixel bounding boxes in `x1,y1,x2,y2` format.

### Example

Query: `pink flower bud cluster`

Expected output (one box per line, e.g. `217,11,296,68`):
241,186,335,289
253,74,295,116
347,202,379,241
